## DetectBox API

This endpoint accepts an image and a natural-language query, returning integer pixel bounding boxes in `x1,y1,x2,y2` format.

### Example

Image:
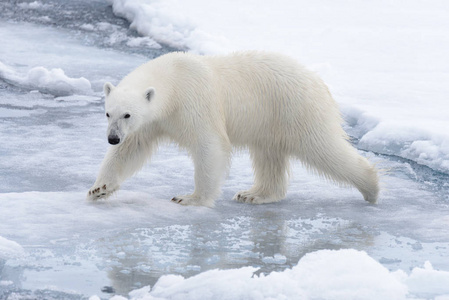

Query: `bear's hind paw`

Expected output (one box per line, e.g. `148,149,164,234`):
233,191,279,205
171,195,214,207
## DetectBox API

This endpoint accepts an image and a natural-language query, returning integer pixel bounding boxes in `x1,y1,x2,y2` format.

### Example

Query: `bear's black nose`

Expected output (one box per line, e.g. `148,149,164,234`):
108,136,120,145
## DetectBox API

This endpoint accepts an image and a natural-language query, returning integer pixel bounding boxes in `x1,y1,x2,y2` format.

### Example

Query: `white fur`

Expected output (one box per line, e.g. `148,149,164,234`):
87,51,379,207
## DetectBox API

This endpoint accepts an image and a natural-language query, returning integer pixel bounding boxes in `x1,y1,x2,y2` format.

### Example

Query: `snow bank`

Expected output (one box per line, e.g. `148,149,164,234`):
126,37,162,49
0,61,92,96
107,0,231,54
100,249,449,300
405,262,449,296
359,126,449,174
342,106,449,174
0,236,25,260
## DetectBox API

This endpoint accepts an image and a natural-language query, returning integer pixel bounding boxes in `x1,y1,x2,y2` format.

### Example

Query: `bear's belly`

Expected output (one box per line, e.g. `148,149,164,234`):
225,117,297,150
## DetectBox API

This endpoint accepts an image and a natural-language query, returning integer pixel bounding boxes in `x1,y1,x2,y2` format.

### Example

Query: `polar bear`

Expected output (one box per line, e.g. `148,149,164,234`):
87,51,379,207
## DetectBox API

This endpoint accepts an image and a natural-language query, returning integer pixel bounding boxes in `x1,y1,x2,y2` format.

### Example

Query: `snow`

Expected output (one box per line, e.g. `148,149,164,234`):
95,250,449,300
0,236,25,260
106,0,231,54
145,249,405,300
1,0,449,299
0,281,14,287
405,262,449,296
126,37,162,49
108,0,449,174
18,1,49,10
0,61,92,96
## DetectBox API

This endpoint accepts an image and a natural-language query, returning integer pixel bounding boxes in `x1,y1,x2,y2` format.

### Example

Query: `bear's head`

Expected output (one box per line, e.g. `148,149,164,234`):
103,82,156,145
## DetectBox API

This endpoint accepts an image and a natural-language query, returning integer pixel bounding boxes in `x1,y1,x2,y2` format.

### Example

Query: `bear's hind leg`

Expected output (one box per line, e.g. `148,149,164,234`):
298,136,379,203
233,148,289,204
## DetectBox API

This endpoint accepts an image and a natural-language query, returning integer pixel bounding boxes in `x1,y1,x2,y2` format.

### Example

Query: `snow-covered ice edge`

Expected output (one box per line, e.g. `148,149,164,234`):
106,0,449,175
342,105,449,175
89,249,449,300
0,61,92,96
0,236,25,261
106,0,232,54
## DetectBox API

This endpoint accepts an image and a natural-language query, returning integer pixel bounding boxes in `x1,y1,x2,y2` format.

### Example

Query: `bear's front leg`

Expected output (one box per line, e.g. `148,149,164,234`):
87,136,153,201
87,146,124,201
171,136,231,207
87,166,121,200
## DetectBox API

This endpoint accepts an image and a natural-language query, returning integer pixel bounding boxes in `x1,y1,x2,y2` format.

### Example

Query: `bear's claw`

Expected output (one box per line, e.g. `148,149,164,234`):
239,194,255,202
235,193,255,203
233,191,279,205
171,197,183,204
171,195,214,207
87,183,117,201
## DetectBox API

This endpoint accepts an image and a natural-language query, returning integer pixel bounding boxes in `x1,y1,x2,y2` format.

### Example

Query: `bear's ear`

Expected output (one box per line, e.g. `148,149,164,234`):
103,82,115,97
145,87,156,102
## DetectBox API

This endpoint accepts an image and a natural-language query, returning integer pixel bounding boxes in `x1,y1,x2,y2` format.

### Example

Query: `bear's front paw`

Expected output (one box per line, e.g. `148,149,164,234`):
87,183,118,201
171,195,214,208
233,191,279,205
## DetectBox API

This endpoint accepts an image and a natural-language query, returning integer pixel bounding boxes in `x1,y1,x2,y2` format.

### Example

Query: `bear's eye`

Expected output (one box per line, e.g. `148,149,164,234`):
124,114,131,119
106,113,110,118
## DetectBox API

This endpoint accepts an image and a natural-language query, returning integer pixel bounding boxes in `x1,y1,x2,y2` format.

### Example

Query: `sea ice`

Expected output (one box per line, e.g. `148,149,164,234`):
0,236,25,260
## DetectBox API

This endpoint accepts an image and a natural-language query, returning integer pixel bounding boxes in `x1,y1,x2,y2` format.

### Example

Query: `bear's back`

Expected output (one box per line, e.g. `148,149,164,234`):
202,52,337,147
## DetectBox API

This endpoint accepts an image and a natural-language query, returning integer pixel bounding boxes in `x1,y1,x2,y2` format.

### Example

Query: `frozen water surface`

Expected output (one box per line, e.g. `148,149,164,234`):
1,0,449,299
